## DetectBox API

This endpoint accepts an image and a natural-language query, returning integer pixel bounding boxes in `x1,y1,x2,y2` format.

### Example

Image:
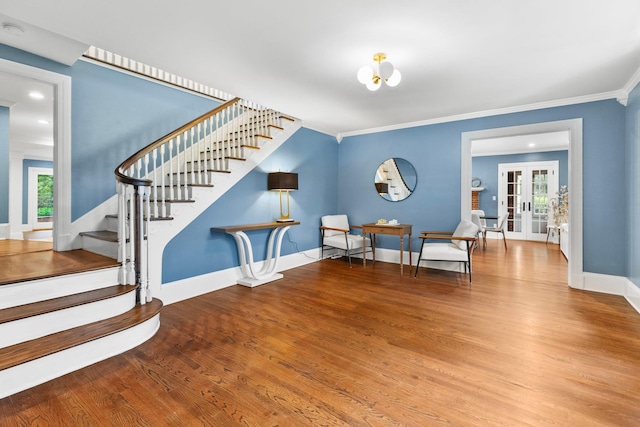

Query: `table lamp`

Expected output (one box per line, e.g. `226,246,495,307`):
268,172,298,222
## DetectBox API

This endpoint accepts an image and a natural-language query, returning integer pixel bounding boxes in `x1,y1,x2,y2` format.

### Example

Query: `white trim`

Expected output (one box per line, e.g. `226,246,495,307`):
342,92,616,138
461,119,583,288
0,59,72,251
625,280,640,315
160,248,318,306
580,272,628,295
622,65,640,98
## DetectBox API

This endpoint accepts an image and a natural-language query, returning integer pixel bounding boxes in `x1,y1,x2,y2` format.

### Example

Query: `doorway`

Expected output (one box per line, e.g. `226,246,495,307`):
498,161,558,242
0,58,72,251
461,119,583,288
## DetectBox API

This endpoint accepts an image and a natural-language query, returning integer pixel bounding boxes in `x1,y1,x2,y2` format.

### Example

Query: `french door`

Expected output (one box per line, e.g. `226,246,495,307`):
498,161,558,242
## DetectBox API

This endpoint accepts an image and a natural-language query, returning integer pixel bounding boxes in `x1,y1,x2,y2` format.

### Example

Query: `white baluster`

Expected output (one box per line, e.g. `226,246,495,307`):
162,143,169,217
156,144,168,218
117,183,126,285
126,185,136,285
175,135,181,199
182,130,189,188
151,148,158,218
190,125,197,187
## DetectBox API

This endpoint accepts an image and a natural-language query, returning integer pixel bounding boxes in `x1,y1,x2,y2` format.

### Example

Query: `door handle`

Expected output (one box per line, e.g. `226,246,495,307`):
528,202,531,211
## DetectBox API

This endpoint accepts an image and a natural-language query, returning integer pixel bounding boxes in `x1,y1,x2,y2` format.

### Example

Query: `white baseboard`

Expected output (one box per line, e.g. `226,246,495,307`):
160,248,319,305
579,272,628,295
0,224,8,239
624,279,640,315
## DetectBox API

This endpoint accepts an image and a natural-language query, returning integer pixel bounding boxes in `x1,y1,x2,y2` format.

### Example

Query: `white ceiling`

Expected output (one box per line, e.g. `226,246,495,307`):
0,71,53,157
1,1,640,137
472,131,569,157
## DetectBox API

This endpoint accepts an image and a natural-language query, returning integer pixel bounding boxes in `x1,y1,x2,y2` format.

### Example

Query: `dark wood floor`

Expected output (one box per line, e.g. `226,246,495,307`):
2,241,640,426
0,240,119,285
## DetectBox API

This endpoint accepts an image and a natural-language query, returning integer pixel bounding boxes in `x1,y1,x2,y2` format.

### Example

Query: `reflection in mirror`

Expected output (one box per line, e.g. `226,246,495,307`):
374,158,417,202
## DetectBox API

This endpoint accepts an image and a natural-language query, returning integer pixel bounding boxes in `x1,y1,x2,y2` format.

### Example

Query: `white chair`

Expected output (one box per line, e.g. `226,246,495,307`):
414,220,479,282
483,212,509,250
470,209,486,249
320,215,372,267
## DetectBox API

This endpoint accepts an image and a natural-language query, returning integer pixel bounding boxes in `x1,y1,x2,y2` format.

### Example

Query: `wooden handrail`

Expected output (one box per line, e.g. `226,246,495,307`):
114,97,241,187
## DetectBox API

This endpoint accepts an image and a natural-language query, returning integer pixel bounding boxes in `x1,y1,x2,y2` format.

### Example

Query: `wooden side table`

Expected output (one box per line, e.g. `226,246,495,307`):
211,221,300,287
361,223,412,275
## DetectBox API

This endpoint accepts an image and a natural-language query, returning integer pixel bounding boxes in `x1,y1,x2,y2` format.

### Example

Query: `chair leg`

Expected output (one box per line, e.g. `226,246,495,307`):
501,231,507,251
414,240,426,278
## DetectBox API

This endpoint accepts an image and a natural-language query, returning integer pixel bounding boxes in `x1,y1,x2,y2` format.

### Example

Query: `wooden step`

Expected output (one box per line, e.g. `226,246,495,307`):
105,214,175,222
0,285,137,349
0,298,162,372
0,285,134,326
79,230,117,243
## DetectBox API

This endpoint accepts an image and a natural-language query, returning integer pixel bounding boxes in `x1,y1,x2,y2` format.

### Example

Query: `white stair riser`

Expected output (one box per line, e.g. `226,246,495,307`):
0,268,119,310
0,290,136,349
0,314,160,400
105,216,118,233
81,235,118,260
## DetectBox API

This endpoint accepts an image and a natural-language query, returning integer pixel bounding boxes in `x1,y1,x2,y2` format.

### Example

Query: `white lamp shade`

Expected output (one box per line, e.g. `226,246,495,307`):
378,61,395,79
386,69,402,87
365,79,381,91
357,66,373,84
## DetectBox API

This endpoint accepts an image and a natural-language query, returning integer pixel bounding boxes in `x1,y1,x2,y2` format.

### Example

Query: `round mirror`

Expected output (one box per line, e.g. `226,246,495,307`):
374,158,417,202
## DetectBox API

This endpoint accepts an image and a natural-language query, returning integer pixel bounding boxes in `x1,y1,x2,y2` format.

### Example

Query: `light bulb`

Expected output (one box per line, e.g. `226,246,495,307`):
378,61,395,79
357,66,373,84
365,79,381,91
386,69,402,87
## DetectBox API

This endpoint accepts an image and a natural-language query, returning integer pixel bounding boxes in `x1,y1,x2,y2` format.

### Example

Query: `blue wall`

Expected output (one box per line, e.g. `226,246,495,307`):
340,100,627,276
472,150,568,217
0,43,633,281
626,81,640,287
0,107,8,223
22,159,54,224
0,44,221,221
162,127,338,283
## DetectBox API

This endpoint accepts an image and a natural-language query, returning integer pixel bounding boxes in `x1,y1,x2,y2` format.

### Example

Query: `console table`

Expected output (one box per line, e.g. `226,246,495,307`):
361,223,412,275
211,221,300,287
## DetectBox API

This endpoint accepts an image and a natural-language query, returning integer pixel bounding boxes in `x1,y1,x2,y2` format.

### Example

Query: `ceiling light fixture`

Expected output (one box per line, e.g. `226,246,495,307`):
357,52,402,91
29,91,45,100
2,22,25,37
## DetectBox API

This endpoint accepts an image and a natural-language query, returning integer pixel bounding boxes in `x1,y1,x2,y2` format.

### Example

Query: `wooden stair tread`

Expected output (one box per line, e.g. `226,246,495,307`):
0,298,163,372
105,214,174,221
79,230,117,242
149,199,195,203
0,250,119,287
0,285,135,325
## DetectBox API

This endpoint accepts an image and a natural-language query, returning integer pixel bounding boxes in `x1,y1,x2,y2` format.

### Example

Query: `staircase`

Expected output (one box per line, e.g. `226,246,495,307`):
0,97,299,399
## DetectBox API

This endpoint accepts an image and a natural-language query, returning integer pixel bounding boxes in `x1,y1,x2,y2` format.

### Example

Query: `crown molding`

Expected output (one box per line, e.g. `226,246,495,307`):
622,64,640,99
340,91,622,138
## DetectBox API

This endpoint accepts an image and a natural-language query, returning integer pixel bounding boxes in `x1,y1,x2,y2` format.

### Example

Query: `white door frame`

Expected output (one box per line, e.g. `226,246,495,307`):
0,59,72,250
461,119,583,288
28,167,54,229
497,160,559,241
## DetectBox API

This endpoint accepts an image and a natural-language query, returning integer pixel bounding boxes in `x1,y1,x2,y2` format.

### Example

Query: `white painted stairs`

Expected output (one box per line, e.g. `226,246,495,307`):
0,259,161,399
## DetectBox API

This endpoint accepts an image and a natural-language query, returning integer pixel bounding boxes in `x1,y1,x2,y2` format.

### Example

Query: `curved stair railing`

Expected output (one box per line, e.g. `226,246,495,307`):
115,97,284,303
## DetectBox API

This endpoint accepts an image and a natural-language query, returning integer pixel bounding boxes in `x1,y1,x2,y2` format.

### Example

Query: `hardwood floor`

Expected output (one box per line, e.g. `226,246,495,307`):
0,240,118,285
2,241,640,426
